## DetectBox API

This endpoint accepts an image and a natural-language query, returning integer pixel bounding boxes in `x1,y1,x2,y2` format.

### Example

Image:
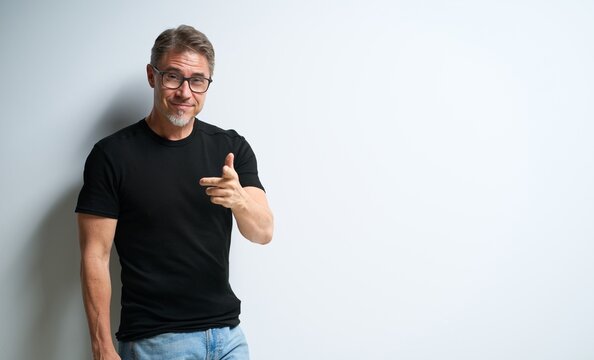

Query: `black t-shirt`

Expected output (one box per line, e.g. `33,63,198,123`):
76,118,264,341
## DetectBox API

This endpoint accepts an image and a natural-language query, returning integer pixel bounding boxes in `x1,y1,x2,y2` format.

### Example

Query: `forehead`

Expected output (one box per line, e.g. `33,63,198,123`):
158,50,210,76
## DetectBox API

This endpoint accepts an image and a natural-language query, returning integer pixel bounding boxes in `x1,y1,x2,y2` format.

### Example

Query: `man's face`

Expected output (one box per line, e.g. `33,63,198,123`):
147,50,211,127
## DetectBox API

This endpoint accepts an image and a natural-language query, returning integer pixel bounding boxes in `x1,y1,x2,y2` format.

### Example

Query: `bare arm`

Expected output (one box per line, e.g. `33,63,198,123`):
78,213,121,360
231,186,274,244
200,153,274,244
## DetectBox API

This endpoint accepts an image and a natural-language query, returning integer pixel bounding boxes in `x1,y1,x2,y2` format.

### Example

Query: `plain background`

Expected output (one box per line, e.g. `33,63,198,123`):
1,0,593,359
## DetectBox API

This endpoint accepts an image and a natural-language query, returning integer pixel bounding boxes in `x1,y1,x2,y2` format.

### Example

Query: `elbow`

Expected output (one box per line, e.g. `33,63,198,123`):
259,215,274,245
249,226,273,245
258,230,273,245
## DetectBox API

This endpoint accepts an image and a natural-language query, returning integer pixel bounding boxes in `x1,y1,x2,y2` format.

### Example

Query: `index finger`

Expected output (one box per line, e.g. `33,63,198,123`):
199,177,223,187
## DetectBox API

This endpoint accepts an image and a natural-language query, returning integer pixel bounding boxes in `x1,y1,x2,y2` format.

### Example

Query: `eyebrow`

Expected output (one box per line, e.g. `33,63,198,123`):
162,66,207,77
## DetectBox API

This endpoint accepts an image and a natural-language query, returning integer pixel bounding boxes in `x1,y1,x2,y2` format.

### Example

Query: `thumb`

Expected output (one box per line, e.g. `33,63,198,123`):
225,153,235,169
222,153,236,179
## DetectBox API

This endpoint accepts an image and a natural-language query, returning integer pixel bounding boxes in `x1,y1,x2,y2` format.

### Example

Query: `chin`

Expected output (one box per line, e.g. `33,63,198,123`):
167,114,192,127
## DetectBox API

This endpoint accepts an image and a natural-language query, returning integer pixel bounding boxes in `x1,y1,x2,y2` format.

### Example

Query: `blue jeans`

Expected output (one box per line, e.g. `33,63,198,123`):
118,326,249,360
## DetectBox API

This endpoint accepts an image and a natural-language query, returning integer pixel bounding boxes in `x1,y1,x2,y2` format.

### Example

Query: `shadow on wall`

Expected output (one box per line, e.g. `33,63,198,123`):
81,78,152,155
18,186,91,360
20,79,151,360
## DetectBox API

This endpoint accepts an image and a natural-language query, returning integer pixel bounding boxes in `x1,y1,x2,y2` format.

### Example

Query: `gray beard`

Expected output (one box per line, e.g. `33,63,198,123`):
167,113,192,127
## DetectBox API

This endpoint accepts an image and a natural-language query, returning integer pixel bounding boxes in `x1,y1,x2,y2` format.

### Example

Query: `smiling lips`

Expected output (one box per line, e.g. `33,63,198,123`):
171,102,194,110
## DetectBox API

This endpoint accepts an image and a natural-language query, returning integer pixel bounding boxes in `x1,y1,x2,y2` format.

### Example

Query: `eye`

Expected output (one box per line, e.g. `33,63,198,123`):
190,77,206,85
165,72,181,81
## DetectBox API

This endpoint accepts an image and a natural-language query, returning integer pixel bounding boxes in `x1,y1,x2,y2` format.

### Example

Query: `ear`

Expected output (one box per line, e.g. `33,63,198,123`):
146,64,156,88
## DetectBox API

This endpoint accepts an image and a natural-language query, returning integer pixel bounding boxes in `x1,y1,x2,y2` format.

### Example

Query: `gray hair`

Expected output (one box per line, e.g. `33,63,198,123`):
150,25,215,76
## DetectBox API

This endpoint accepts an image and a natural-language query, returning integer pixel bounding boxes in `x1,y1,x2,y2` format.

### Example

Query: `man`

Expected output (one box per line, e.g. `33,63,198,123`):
76,25,273,360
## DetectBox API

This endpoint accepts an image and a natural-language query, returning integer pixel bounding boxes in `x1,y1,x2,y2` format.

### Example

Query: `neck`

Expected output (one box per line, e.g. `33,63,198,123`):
145,110,194,141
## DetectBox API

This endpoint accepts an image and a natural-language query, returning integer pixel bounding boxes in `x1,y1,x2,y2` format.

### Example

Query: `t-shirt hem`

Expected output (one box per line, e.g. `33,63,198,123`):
75,207,119,219
116,318,241,342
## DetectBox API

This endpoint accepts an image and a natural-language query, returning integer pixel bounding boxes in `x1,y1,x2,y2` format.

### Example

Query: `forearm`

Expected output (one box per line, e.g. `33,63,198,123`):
233,189,274,244
80,257,117,358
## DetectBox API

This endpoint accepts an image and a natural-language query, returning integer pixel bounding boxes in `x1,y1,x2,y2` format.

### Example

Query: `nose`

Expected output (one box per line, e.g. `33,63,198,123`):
175,79,193,98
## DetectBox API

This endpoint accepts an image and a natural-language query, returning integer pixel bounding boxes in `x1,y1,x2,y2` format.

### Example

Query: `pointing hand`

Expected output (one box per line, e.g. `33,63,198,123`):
199,153,247,209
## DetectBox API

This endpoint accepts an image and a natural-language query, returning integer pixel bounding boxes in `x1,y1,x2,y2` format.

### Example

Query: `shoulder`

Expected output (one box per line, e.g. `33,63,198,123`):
195,119,244,140
195,119,258,159
94,120,147,152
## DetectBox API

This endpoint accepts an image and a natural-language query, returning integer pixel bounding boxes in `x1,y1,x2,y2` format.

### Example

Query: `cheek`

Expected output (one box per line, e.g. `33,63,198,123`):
159,91,175,104
195,94,206,104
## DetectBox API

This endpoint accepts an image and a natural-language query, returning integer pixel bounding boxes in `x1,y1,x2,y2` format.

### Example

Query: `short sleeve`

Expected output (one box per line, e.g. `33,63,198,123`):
234,137,265,192
75,145,120,218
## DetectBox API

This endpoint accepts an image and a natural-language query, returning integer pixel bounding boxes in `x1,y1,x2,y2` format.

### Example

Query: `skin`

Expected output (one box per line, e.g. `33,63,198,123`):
79,214,119,360
79,49,274,360
200,152,274,244
145,50,208,140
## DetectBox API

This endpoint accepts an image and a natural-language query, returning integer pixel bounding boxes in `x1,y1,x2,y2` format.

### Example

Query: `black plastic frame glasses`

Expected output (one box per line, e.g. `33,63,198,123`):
150,64,213,94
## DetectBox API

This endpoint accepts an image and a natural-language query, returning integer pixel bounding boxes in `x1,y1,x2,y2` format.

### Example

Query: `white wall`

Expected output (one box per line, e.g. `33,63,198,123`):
1,0,593,359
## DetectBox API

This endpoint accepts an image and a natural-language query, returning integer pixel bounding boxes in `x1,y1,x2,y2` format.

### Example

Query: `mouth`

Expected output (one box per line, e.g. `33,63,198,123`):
171,102,194,109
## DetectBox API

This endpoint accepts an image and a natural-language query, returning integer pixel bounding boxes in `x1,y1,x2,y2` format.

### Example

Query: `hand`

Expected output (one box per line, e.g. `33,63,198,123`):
93,354,121,360
199,153,248,210
92,347,121,360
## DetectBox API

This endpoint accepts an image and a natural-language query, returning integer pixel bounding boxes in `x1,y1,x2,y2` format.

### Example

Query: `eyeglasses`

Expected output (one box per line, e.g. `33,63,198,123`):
150,64,213,93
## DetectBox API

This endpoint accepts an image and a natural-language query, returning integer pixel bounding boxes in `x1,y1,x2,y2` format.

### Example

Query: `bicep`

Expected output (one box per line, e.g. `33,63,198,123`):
78,213,118,260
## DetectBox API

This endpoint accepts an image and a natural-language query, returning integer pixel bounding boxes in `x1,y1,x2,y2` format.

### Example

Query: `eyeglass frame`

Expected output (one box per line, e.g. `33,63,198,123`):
150,64,213,94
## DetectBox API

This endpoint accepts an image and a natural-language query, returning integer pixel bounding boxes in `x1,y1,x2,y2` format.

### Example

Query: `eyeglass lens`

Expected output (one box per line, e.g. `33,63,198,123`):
162,72,209,93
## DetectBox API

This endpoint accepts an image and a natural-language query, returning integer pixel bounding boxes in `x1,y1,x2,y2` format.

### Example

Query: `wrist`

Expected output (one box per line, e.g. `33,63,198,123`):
232,188,250,212
92,345,118,360
91,337,116,355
